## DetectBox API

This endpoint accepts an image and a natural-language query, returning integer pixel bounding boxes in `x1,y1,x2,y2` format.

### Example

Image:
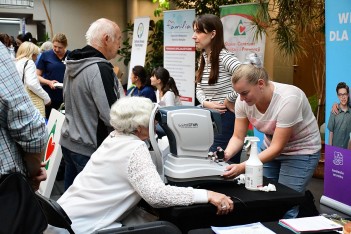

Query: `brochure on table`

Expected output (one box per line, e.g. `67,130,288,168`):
211,222,275,234
279,216,343,234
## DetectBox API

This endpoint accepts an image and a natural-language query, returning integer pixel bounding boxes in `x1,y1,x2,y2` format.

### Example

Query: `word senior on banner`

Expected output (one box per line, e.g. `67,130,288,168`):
330,12,351,41
133,39,146,48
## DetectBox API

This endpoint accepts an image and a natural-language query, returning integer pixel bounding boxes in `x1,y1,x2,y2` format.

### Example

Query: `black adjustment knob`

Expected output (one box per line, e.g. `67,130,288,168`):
216,149,224,160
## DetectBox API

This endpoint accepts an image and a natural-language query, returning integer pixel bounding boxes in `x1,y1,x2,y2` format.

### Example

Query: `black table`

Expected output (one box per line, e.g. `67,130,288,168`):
188,221,340,234
153,178,305,233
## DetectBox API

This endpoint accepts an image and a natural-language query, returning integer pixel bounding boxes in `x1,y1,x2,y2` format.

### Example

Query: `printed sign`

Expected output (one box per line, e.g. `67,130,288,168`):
38,109,65,198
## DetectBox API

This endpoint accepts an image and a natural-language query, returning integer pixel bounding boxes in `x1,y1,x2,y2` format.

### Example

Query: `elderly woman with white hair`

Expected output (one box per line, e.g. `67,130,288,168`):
46,96,234,234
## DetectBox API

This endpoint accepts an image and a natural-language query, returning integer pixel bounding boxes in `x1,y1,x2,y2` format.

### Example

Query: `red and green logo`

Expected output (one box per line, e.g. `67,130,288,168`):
234,20,246,36
43,120,57,169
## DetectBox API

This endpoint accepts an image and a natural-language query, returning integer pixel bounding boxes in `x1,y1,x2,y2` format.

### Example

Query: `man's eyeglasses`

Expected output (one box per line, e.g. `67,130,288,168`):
337,93,349,97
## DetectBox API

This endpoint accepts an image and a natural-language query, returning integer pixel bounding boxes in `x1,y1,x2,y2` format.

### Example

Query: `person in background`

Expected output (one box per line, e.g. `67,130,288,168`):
36,33,70,118
0,33,11,47
60,18,125,190
9,35,18,55
192,14,242,159
45,97,234,233
35,41,53,66
0,33,15,60
15,41,51,116
327,82,351,149
22,32,33,42
127,65,156,102
223,64,321,218
0,41,47,191
31,38,38,45
16,34,24,48
150,66,182,106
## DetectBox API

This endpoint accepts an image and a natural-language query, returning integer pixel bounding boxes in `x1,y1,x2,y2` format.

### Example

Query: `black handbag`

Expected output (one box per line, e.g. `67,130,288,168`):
0,172,48,234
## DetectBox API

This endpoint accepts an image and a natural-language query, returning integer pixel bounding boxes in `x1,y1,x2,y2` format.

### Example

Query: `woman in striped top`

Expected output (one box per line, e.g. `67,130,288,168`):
192,14,242,162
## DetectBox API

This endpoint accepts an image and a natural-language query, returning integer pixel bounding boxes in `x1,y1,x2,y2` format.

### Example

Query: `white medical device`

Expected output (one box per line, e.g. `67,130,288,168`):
148,105,230,184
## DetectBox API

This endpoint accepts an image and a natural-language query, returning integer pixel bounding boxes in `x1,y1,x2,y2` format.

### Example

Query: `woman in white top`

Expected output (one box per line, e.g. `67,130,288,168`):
15,42,51,115
223,64,321,218
150,66,182,106
45,97,233,234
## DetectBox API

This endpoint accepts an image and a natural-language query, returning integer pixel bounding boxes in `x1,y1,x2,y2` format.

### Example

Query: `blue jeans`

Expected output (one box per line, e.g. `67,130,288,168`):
61,146,90,191
210,110,241,163
263,151,321,218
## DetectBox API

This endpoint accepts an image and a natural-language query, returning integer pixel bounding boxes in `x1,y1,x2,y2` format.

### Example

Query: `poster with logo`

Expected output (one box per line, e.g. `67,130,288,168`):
39,109,65,198
220,3,266,64
220,3,266,147
164,9,196,106
127,17,150,89
321,0,351,216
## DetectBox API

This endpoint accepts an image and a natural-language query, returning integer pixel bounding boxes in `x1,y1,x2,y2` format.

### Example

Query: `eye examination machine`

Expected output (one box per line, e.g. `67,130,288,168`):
148,105,231,184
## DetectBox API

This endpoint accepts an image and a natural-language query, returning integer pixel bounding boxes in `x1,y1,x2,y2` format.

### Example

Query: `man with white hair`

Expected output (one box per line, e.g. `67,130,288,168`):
60,18,125,190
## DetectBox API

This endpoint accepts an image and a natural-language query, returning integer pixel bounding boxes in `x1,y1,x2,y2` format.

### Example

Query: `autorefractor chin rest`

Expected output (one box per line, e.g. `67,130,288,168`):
148,105,231,184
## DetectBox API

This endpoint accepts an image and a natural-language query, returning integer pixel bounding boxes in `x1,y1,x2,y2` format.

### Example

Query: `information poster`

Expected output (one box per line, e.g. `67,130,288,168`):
39,109,65,198
164,9,196,106
220,3,266,64
127,17,150,89
321,0,351,216
220,3,266,147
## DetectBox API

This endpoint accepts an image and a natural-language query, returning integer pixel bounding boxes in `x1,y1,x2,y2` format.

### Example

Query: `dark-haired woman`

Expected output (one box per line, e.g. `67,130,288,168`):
127,65,156,102
150,66,182,106
192,14,241,159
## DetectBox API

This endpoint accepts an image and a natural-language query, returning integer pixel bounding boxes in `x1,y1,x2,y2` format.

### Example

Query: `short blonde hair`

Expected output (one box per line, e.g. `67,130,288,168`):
16,41,40,60
232,64,269,85
110,97,154,134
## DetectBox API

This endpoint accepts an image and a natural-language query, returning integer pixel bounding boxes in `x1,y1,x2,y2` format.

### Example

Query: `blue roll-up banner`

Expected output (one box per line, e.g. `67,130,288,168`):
321,0,351,216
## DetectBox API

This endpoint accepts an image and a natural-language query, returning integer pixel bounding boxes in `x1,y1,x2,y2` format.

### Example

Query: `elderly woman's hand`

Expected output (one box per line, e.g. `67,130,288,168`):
207,190,234,215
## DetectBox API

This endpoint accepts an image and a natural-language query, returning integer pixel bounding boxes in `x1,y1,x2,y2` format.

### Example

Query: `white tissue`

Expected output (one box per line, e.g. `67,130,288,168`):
259,183,277,192
234,174,246,184
234,175,277,192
